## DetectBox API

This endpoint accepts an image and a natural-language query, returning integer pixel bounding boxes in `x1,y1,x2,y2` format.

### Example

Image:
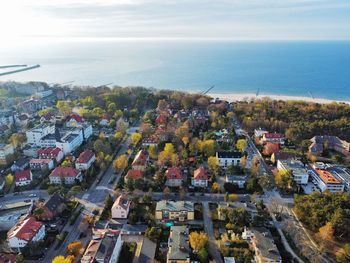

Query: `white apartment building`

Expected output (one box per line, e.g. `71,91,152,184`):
26,124,55,146
216,151,242,168
309,169,344,192
277,159,309,185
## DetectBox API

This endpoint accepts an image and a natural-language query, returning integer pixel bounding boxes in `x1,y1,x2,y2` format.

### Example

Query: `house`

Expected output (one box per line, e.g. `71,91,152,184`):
66,113,83,127
165,167,183,187
49,167,82,185
0,253,16,263
261,132,285,145
99,114,111,126
309,168,344,192
0,110,15,127
131,150,148,171
11,158,29,172
75,150,96,171
254,128,268,138
191,167,208,188
277,159,309,185
250,227,282,263
263,143,280,156
309,135,350,156
216,151,242,168
37,147,64,163
7,217,46,249
0,124,10,136
124,169,143,183
15,170,32,187
111,195,131,219
167,225,190,263
225,175,248,188
40,112,55,123
142,136,158,148
29,158,54,171
15,114,29,127
270,151,299,164
0,143,14,165
26,123,55,146
155,201,194,221
39,129,61,148
22,144,40,158
81,230,122,263
34,193,66,221
82,123,93,141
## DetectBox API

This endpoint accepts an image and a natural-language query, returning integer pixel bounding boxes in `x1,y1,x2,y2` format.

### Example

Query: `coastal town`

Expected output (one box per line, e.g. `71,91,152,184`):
0,81,349,263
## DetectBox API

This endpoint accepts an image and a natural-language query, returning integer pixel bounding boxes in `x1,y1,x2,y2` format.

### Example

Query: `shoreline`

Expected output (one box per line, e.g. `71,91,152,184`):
208,92,350,105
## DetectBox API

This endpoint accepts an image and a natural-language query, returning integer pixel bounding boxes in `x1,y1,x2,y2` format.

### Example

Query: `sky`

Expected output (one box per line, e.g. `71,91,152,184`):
1,0,350,41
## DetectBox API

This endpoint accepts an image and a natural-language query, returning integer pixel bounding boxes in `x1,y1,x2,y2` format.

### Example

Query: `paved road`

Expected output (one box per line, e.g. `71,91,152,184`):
202,202,223,263
0,190,49,205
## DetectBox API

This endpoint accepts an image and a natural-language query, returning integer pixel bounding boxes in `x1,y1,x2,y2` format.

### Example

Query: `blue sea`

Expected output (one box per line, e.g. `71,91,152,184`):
1,40,350,100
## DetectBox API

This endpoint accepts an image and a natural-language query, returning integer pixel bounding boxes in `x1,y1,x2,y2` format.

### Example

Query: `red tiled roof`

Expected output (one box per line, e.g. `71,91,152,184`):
15,170,31,182
125,169,143,181
166,167,183,180
0,253,15,263
76,150,95,164
68,113,83,123
132,150,148,166
155,115,167,124
8,217,43,241
37,147,62,157
264,133,284,139
193,167,208,180
50,167,79,178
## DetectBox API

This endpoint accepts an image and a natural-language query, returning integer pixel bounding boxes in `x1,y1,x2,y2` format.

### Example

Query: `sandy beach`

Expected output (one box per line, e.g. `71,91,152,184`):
208,92,350,105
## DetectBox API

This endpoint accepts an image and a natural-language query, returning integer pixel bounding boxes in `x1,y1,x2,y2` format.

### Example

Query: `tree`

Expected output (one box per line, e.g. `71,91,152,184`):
236,139,247,152
10,133,26,148
275,170,296,192
189,231,208,252
67,241,83,256
61,160,72,167
33,208,44,218
52,255,72,263
200,139,216,157
212,182,220,193
239,156,247,168
197,247,208,262
318,222,334,242
336,243,350,263
131,132,142,145
208,156,219,175
145,227,161,242
148,145,157,159
15,253,24,263
5,174,14,186
113,154,128,171
56,101,72,116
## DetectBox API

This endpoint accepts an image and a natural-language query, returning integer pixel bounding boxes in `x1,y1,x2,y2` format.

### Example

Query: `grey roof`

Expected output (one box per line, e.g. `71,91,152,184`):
217,151,242,159
327,166,350,184
167,225,189,261
138,238,157,263
95,234,119,262
156,201,194,212
62,133,79,143
13,158,29,168
252,227,281,261
44,193,65,213
279,159,308,174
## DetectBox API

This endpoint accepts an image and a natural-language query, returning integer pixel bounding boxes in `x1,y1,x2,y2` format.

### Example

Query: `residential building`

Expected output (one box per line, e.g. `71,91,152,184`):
155,201,194,221
49,167,82,185
216,151,242,168
34,193,66,221
309,135,350,156
29,158,54,171
17,98,43,114
132,150,148,171
37,147,64,163
75,150,96,170
40,130,61,148
56,129,84,154
261,133,285,145
66,113,83,127
191,166,208,188
11,158,29,172
22,145,40,158
270,151,299,164
263,143,280,155
111,195,131,219
99,114,110,126
40,112,56,123
26,124,55,146
225,175,247,188
0,253,15,263
250,228,282,263
224,258,236,263
309,169,344,192
277,159,309,185
0,110,15,127
15,114,29,127
82,123,93,141
165,167,183,187
254,128,268,138
15,170,32,187
0,143,14,165
81,230,122,263
167,225,190,263
124,169,143,183
7,217,46,249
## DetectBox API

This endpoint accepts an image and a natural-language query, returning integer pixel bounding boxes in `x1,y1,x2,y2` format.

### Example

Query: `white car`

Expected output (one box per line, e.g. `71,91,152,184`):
28,194,37,197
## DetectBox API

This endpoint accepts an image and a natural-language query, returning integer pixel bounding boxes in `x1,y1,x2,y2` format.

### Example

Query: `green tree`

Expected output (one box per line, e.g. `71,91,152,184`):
197,247,208,262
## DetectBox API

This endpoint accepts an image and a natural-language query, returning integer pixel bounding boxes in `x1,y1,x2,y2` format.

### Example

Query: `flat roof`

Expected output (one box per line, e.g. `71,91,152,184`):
279,159,308,174
156,201,194,212
315,169,340,184
168,225,189,260
327,166,350,184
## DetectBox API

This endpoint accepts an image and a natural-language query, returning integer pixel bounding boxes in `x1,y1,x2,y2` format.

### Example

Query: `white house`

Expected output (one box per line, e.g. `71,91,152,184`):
49,167,82,185
37,147,64,163
191,167,208,188
26,124,55,146
216,151,242,168
7,217,46,249
29,158,55,171
15,170,32,187
75,150,96,170
254,128,268,138
277,159,309,185
66,114,83,128
111,195,131,219
261,132,285,145
226,175,248,188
